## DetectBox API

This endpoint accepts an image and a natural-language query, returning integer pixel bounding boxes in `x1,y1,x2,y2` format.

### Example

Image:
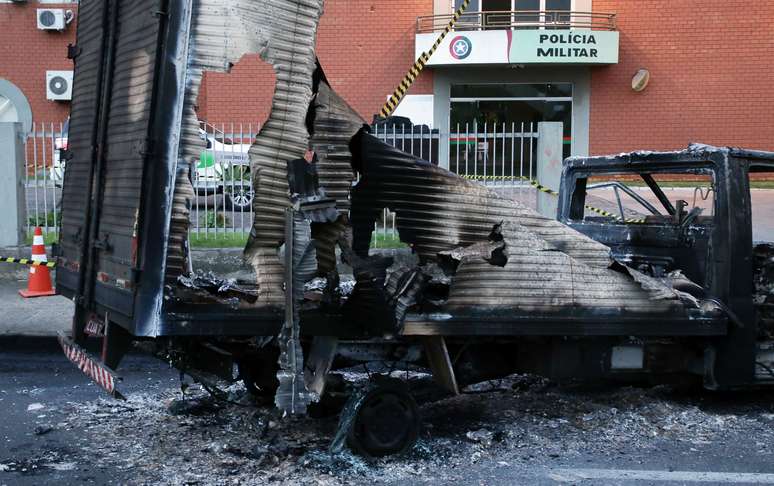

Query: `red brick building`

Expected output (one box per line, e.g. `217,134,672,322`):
2,0,772,158
590,0,774,154
0,1,76,131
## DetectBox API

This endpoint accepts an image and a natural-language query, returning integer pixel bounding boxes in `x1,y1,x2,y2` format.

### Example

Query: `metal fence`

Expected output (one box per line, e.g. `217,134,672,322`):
24,122,66,238
372,121,539,184
370,121,540,244
23,120,542,246
190,121,258,240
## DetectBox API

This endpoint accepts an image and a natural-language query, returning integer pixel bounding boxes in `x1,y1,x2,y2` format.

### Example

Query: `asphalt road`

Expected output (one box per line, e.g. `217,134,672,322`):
5,344,774,485
0,341,179,485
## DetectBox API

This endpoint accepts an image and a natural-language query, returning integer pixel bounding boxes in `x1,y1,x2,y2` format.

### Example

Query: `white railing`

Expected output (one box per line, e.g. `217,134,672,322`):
29,120,545,247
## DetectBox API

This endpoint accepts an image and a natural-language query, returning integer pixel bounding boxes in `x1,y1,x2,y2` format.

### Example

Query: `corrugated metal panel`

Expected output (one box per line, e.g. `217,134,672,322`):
85,1,163,318
309,79,363,274
173,0,326,304
350,132,689,324
350,131,613,267
166,164,194,284
311,81,362,212
56,0,107,294
175,0,274,198
243,0,326,304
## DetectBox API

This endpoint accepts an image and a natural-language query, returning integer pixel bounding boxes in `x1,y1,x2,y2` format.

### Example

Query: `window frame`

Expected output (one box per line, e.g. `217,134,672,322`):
567,166,719,226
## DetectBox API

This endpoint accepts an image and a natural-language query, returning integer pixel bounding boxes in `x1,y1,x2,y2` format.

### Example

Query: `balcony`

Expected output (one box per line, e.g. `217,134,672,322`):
417,10,616,33
415,10,619,66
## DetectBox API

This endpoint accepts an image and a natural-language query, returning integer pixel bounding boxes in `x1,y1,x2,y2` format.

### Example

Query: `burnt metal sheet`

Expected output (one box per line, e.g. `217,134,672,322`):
348,130,699,330
91,0,164,316
310,79,363,212
56,0,108,298
349,130,613,269
308,74,364,275
243,0,326,305
275,210,318,414
165,163,194,284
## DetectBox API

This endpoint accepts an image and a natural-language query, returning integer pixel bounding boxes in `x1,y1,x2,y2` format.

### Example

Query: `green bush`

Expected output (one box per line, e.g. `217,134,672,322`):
202,210,230,229
28,211,57,228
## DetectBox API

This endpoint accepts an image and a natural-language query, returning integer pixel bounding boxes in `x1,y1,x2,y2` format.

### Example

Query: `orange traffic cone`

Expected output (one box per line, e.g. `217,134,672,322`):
19,227,56,298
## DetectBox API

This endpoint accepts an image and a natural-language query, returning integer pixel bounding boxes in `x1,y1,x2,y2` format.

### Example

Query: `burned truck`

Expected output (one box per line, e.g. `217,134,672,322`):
56,1,774,456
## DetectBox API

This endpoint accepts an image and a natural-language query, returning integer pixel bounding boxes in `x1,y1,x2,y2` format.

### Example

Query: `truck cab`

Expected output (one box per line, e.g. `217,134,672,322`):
557,144,774,388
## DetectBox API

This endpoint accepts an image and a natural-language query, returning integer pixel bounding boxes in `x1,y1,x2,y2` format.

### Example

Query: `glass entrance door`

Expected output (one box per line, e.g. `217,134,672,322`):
449,83,573,179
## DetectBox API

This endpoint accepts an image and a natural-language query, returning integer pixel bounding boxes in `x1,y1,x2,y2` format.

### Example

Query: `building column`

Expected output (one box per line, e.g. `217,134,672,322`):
0,122,27,247
536,121,563,219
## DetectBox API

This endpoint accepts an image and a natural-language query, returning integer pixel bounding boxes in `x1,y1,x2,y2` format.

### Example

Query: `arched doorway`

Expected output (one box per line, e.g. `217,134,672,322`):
0,79,32,133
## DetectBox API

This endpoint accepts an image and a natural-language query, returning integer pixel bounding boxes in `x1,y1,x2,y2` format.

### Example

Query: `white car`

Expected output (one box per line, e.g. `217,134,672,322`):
194,127,254,211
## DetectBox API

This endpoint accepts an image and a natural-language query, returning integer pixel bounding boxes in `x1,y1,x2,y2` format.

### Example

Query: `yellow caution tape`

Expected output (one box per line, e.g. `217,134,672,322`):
1,256,57,268
379,0,471,118
460,174,647,224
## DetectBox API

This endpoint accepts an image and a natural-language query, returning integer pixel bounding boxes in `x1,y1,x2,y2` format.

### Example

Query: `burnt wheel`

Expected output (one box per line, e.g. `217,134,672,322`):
346,380,420,457
237,347,279,399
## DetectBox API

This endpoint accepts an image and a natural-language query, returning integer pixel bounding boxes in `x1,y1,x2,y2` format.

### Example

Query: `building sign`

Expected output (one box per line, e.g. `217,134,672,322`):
416,30,618,65
449,35,473,60
417,30,509,65
508,31,619,64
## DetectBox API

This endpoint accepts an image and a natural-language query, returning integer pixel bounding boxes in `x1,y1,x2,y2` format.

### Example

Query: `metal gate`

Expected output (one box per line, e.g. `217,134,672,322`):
24,121,66,238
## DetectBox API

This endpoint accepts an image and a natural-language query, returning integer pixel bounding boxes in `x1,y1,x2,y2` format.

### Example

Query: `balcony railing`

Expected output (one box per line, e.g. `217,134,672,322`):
416,10,616,34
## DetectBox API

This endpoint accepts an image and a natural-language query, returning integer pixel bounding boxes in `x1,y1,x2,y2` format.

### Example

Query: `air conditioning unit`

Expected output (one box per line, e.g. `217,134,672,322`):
46,71,73,101
37,9,66,30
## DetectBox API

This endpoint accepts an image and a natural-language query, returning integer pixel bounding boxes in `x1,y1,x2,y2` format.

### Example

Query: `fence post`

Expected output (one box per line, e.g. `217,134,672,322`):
0,122,26,247
437,119,450,170
535,122,563,219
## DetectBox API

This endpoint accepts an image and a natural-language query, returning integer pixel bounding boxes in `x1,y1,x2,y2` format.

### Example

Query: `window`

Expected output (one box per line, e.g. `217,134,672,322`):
571,171,716,225
514,0,540,24
750,166,774,244
450,83,573,159
452,0,573,29
545,0,571,27
515,0,571,28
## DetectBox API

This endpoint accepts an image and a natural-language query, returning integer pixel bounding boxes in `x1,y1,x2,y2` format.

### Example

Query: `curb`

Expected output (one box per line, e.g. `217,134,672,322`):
0,335,63,353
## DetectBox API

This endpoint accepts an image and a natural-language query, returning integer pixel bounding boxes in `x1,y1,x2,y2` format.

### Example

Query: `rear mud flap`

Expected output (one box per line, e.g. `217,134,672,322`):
58,332,124,399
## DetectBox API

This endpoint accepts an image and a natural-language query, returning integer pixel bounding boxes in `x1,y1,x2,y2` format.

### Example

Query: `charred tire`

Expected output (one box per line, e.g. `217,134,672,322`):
346,379,420,457
237,348,279,399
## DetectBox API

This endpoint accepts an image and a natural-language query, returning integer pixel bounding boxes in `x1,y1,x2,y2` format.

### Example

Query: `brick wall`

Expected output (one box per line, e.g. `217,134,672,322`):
0,3,75,124
590,0,774,155
199,0,434,126
197,54,276,128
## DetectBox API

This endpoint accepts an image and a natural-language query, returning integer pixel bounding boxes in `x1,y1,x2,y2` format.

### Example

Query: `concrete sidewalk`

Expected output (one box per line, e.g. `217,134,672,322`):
0,268,71,337
0,247,256,338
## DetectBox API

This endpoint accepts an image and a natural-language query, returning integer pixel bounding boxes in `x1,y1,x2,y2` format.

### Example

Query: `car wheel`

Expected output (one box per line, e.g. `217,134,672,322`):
224,186,254,211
